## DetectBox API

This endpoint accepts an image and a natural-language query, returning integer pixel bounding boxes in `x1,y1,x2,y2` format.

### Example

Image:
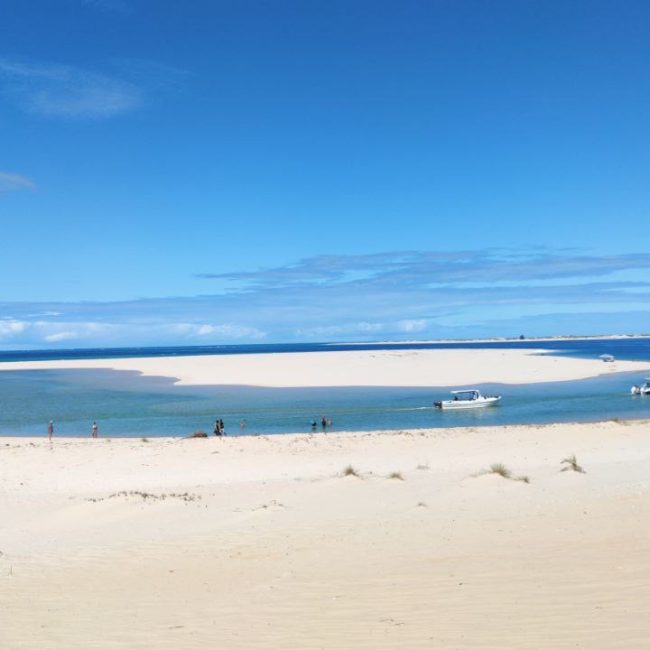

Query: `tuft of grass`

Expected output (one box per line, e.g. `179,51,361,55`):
388,471,404,480
141,437,149,443
489,463,512,479
478,463,530,484
342,464,360,478
189,431,208,438
561,454,586,473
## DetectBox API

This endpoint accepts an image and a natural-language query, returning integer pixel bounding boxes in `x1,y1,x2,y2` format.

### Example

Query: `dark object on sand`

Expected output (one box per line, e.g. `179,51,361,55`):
189,431,208,438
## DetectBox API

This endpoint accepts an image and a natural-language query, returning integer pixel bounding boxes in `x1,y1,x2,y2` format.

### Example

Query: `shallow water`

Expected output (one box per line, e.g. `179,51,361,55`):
1,368,649,437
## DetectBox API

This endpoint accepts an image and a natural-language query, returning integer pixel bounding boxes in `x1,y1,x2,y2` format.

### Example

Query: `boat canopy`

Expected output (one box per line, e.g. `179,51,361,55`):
450,389,480,394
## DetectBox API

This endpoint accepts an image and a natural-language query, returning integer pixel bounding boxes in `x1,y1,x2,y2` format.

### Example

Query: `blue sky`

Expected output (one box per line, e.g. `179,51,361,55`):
2,0,650,348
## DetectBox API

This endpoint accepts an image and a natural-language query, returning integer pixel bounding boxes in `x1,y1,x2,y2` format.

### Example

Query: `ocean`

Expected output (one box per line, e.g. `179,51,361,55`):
2,336,650,362
1,338,650,437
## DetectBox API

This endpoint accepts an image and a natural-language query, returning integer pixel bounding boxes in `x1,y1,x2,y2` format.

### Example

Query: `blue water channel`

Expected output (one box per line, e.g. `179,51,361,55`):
1,366,649,437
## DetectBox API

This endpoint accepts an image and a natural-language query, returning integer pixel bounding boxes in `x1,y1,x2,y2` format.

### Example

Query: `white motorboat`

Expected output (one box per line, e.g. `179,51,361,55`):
630,378,650,395
434,389,501,410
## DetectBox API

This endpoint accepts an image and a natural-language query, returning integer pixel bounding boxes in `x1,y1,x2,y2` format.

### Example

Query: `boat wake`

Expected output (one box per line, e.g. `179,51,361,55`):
394,406,435,411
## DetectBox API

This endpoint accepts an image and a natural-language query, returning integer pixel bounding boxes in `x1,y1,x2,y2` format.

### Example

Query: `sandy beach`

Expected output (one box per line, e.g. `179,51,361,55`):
2,419,650,649
3,348,650,648
2,347,650,387
7,0,649,646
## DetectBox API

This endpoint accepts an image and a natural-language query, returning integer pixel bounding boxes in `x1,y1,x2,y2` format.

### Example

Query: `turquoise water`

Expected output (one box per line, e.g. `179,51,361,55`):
1,368,649,437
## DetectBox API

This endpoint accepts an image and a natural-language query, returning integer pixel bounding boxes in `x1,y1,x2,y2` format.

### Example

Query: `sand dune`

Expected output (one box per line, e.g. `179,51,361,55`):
2,421,650,648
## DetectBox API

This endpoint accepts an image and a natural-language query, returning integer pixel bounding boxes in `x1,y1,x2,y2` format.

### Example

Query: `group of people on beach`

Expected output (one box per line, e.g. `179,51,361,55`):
47,420,99,439
46,415,331,438
311,415,332,431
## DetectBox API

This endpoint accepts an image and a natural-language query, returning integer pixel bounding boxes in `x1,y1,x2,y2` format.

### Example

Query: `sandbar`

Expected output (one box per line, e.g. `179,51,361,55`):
2,347,649,386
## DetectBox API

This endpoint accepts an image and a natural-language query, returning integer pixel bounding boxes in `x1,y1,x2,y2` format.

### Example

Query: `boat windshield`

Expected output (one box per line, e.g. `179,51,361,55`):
452,390,479,401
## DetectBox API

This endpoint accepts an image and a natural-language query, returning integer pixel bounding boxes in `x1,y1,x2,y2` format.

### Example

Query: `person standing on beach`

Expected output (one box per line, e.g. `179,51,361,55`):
91,421,98,439
214,419,222,436
219,418,225,435
47,420,54,441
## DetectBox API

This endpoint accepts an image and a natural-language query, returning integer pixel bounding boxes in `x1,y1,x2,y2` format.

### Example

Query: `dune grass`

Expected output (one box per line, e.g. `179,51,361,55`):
561,454,586,473
480,463,530,484
87,490,200,503
489,463,512,479
342,464,361,478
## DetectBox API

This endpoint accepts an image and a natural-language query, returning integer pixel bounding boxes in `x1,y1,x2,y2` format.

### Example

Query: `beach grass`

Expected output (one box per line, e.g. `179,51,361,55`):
482,463,530,483
561,454,586,473
489,463,512,479
342,464,360,478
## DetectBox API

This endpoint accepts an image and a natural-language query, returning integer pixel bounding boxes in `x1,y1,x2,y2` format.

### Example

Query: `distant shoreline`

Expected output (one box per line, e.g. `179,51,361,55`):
329,333,650,345
2,332,650,359
1,333,649,366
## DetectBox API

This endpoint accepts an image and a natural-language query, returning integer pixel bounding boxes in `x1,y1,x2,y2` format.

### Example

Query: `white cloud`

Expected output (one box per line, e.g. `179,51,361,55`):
5,249,650,347
0,317,266,347
44,331,79,342
0,59,141,118
0,319,28,337
0,319,115,344
172,322,267,340
296,322,385,338
0,172,35,193
201,250,650,289
397,319,428,333
0,58,185,119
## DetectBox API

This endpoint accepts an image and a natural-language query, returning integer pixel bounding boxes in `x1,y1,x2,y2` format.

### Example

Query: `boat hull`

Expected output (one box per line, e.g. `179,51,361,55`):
434,396,501,410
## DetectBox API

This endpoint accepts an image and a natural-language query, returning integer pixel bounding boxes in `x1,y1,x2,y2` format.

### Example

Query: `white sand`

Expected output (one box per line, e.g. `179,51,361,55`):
2,420,650,649
2,348,649,386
